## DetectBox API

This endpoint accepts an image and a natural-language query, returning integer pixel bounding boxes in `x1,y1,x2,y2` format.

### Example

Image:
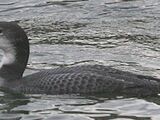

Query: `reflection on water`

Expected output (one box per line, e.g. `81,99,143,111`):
0,0,160,119
1,93,160,120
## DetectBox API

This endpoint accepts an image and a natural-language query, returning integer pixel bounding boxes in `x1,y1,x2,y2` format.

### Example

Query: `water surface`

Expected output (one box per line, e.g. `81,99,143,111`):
0,0,160,119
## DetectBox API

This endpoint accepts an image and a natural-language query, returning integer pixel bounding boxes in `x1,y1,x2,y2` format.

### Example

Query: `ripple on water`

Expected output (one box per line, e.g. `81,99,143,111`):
0,0,160,120
1,94,160,120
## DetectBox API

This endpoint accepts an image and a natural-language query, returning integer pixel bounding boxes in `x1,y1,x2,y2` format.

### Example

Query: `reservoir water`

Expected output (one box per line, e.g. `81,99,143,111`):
0,0,160,120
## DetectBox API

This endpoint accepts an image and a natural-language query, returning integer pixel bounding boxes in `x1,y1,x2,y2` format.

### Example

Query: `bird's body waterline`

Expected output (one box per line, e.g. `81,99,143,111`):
0,21,160,97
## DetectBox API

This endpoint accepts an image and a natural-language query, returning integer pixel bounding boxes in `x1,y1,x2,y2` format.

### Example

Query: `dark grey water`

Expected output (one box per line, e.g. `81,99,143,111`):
0,0,160,119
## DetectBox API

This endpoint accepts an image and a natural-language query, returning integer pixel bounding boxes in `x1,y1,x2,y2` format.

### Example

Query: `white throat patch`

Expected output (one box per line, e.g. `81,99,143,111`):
0,37,16,68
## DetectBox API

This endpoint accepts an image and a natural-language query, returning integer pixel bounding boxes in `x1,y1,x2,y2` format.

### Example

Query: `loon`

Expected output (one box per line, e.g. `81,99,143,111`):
0,21,160,96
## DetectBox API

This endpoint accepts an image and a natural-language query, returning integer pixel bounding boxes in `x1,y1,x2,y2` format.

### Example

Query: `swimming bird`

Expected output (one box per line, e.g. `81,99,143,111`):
0,21,159,97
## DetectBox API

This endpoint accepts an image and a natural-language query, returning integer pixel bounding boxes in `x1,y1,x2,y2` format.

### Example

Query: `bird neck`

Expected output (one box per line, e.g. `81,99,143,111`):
0,38,29,81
